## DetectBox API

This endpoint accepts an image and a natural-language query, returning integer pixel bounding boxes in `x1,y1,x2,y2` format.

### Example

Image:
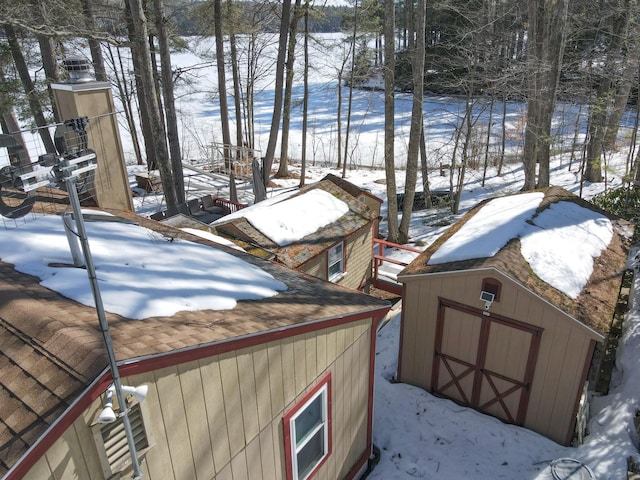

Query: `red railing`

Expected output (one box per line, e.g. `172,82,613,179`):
210,196,247,215
372,238,422,296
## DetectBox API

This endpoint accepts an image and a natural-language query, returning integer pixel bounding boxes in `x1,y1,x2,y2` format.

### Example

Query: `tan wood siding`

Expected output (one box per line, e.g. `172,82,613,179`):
299,225,373,290
300,254,325,280
23,319,374,480
400,269,602,444
337,226,373,290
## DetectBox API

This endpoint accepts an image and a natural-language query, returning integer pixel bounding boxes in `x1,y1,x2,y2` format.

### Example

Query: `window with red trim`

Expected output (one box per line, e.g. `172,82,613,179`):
283,373,332,480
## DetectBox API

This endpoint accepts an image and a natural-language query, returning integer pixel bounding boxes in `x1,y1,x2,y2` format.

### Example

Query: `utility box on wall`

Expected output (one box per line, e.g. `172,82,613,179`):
50,60,133,212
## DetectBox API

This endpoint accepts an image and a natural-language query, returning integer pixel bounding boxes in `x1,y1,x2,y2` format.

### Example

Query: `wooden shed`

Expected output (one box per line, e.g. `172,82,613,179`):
0,209,390,480
211,178,378,291
396,186,633,445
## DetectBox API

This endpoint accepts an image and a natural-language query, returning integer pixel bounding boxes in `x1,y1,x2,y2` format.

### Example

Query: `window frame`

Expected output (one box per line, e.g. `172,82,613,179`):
283,372,332,480
327,241,345,281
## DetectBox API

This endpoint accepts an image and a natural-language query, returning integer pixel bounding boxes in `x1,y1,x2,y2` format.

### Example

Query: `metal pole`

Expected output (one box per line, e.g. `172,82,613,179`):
65,176,143,479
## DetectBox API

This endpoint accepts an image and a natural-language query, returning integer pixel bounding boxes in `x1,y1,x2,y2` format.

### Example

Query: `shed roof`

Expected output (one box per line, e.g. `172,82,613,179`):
212,179,377,268
321,173,383,205
0,209,389,477
399,186,634,335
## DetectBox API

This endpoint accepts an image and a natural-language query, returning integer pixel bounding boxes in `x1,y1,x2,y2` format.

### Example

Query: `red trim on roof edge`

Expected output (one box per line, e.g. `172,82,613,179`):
4,369,114,480
7,306,389,480
119,306,388,378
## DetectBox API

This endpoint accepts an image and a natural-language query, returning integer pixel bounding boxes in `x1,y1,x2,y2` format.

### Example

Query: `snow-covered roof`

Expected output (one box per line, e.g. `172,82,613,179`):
401,186,633,333
234,189,349,246
212,179,376,268
428,191,614,299
0,212,286,319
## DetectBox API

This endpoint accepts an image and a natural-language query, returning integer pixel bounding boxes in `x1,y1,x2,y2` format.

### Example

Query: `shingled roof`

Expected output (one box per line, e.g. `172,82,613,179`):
211,178,377,268
399,186,634,335
321,173,382,205
0,209,390,477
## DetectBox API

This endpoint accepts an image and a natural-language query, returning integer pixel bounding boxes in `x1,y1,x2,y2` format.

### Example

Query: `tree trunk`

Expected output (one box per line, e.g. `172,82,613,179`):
123,1,156,170
384,0,399,243
342,0,359,178
336,67,343,170
153,0,185,203
454,95,473,214
299,0,310,188
4,24,56,154
262,0,291,190
584,2,629,182
214,0,232,171
106,43,144,165
398,0,425,244
604,53,640,151
482,96,494,187
604,10,640,151
420,126,431,208
33,0,60,123
227,0,243,155
81,0,107,81
277,0,302,178
124,0,178,209
522,0,568,189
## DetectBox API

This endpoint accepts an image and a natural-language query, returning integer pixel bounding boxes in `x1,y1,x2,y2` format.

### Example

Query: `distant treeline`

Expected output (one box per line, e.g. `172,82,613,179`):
172,2,351,36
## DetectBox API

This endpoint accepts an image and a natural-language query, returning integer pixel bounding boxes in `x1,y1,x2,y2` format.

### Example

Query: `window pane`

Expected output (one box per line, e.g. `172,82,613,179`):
295,395,323,445
297,430,324,479
328,261,342,278
328,243,343,279
328,243,342,263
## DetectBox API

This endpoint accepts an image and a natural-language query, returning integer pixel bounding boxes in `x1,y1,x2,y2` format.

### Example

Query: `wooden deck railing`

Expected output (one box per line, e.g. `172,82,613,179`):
209,195,247,215
372,238,422,296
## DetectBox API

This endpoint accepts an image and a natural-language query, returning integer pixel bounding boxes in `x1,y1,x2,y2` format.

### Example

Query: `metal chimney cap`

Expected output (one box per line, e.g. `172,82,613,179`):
62,57,95,83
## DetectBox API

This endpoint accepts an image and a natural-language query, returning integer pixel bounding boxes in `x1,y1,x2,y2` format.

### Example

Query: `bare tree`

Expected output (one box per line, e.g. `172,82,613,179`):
384,0,399,243
277,0,303,178
105,43,144,165
299,0,311,188
227,0,243,153
3,24,56,154
398,0,425,244
32,0,61,122
124,0,179,209
213,0,232,170
152,0,185,203
81,0,107,81
522,0,569,189
261,0,292,192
